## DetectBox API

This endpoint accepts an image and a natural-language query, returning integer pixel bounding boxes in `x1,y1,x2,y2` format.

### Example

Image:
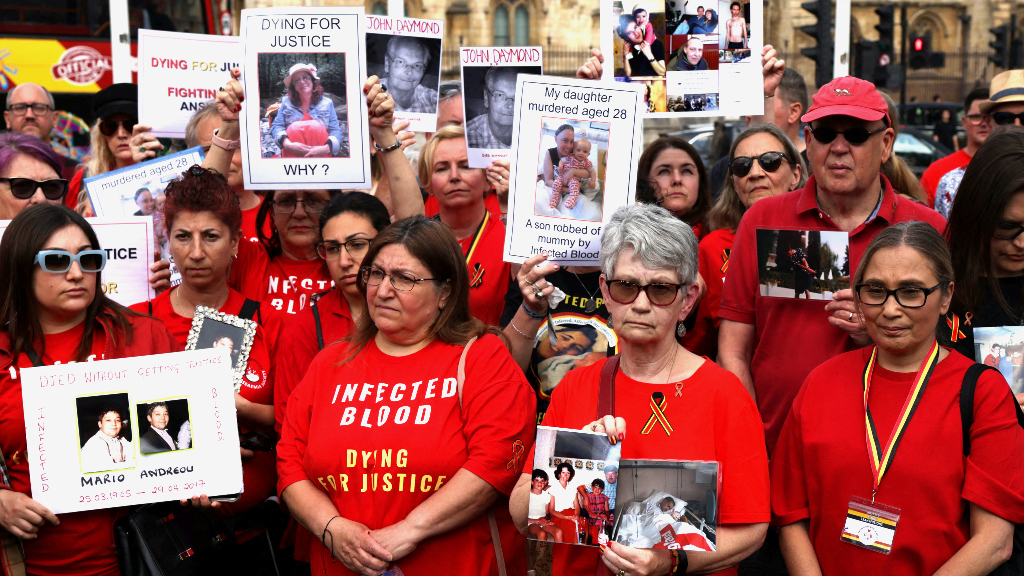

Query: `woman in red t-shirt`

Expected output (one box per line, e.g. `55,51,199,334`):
635,137,711,240
278,216,536,576
683,123,805,358
0,204,181,576
511,204,770,576
128,165,278,517
772,221,1024,574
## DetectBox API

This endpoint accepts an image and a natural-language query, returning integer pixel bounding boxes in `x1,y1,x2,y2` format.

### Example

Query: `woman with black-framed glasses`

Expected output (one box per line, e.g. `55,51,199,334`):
0,203,180,576
0,132,69,218
773,220,1024,574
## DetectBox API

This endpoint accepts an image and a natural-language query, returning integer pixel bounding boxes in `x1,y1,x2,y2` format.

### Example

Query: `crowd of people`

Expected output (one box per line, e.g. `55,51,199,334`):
0,38,1022,576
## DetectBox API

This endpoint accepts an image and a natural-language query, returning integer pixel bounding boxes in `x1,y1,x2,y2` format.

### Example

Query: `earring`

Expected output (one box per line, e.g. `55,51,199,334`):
607,316,613,330
676,322,687,337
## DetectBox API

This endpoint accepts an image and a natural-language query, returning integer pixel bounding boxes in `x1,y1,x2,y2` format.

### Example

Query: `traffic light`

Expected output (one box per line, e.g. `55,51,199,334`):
909,33,947,69
874,6,895,87
800,0,833,87
991,24,1009,69
854,39,879,81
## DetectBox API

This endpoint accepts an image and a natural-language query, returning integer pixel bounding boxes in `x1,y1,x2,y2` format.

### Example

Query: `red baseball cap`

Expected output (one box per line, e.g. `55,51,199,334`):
800,76,890,126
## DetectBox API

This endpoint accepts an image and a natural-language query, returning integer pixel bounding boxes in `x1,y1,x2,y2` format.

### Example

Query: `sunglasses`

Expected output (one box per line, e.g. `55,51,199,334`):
729,152,788,177
99,118,136,137
992,112,1024,126
810,125,886,145
0,177,68,201
34,249,107,274
606,279,682,306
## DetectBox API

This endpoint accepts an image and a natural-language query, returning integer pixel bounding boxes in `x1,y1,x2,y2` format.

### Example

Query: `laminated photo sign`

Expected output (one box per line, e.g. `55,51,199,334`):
239,7,372,190
503,74,644,265
364,15,445,133
460,46,543,168
0,217,155,307
20,348,243,514
137,30,242,138
84,147,204,220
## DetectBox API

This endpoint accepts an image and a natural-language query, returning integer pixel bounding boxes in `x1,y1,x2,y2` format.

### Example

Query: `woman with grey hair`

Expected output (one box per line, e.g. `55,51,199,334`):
511,203,769,575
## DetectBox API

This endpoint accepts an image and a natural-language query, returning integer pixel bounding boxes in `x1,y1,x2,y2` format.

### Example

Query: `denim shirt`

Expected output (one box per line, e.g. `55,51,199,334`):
271,96,344,157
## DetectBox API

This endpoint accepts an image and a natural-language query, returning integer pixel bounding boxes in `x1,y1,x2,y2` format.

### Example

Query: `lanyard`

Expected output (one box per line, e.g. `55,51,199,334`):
463,213,488,264
862,340,940,501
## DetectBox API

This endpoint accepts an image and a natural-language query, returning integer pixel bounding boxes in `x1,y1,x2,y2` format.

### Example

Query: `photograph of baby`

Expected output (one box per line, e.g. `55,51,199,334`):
719,0,749,49
533,118,608,222
667,2,718,35
365,34,442,115
667,93,719,112
256,53,349,159
973,327,1024,394
463,64,543,151
756,229,851,300
76,393,136,474
136,398,193,455
529,426,622,550
667,35,720,72
611,0,667,78
611,460,719,552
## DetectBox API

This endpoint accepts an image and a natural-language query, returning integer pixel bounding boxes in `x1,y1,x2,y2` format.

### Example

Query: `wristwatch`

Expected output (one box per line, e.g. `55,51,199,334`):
211,129,240,151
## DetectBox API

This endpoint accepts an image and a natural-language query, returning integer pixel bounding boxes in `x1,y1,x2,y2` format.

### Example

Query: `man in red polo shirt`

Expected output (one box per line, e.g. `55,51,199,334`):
717,76,947,454
919,87,990,207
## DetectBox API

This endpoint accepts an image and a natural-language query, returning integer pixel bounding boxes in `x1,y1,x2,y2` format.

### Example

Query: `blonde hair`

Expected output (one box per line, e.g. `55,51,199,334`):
76,118,119,215
418,125,472,193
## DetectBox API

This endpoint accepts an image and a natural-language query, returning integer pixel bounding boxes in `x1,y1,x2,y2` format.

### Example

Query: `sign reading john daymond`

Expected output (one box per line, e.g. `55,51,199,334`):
51,46,112,86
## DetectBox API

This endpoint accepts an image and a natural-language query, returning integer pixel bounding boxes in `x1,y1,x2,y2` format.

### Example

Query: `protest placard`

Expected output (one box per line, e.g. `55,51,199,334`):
365,15,444,133
755,229,851,300
137,30,242,138
20,348,243,514
503,74,644,265
460,46,543,168
239,7,371,190
0,217,155,307
600,0,763,117
84,147,203,221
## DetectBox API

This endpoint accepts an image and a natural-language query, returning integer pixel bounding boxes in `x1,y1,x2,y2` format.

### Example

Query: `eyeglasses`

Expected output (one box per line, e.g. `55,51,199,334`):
34,249,107,274
810,125,887,145
7,103,53,116
316,237,372,259
992,111,1024,126
0,177,68,201
964,113,989,126
855,283,943,308
99,118,136,137
729,152,788,177
486,89,512,106
606,279,683,306
361,266,438,291
293,74,314,84
272,197,327,214
993,221,1024,240
439,83,461,96
391,58,426,74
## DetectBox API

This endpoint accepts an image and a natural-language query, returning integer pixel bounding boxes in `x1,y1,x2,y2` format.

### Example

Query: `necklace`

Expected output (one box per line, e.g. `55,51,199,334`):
175,286,193,317
570,268,601,313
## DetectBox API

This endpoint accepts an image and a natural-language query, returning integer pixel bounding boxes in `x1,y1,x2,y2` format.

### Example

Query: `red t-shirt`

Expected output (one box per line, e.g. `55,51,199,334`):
0,317,181,576
230,239,333,317
277,334,536,576
719,175,948,453
920,149,970,208
456,212,511,326
130,288,276,514
240,204,262,244
541,357,770,576
681,228,735,358
771,347,1024,574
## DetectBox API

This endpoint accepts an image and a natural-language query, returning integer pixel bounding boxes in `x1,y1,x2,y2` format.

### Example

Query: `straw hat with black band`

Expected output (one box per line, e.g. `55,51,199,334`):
979,70,1024,115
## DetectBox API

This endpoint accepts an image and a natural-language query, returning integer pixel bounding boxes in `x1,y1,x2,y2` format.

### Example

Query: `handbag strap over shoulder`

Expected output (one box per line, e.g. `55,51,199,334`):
456,336,478,410
597,354,620,420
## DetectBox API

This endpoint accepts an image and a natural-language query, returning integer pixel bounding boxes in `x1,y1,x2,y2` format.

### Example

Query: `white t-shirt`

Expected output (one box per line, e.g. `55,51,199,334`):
547,480,580,511
529,490,552,520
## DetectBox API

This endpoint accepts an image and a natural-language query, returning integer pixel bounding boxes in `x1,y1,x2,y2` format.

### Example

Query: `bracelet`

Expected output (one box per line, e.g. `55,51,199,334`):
211,129,240,151
673,549,688,574
373,138,402,153
521,303,546,320
322,515,340,545
508,320,532,339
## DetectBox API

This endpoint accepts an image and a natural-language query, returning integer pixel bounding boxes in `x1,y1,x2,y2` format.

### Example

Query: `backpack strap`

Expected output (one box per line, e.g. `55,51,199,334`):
961,363,1024,456
597,355,620,420
312,298,324,351
238,299,262,325
148,300,153,316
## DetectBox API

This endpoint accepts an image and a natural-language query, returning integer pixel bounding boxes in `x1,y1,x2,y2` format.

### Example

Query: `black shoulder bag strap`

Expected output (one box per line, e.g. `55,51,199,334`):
237,299,262,326
311,298,324,351
597,355,620,419
24,348,43,368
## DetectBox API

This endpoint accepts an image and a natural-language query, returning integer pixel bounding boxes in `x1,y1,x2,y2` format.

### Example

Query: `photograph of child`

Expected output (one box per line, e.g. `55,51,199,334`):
533,118,608,222
194,318,247,369
76,393,136,474
611,0,667,78
365,35,442,115
137,399,193,455
534,316,615,398
722,0,748,49
256,54,348,159
756,229,851,300
973,327,1024,394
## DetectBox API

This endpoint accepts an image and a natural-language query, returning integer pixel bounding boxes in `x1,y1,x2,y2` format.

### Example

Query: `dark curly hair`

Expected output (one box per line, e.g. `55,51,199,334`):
532,469,549,482
553,462,576,482
162,165,242,237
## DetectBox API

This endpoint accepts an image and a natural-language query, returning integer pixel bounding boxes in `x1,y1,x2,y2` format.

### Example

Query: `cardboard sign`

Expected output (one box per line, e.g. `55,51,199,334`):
239,7,372,190
84,147,204,219
503,74,644,265
364,15,445,133
0,217,155,307
137,30,242,138
600,0,763,117
20,348,243,514
460,46,543,168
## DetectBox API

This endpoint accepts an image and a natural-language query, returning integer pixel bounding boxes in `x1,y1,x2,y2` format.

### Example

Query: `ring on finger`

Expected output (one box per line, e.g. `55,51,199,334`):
533,287,543,297
849,312,854,322
497,175,503,181
525,278,535,285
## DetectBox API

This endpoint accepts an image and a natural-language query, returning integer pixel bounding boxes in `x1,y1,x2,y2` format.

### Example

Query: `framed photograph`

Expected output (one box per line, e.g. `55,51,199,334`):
185,306,257,392
755,229,851,300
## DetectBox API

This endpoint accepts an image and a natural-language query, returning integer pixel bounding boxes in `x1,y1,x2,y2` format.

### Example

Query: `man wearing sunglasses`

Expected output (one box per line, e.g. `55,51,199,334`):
920,87,990,208
717,75,948,455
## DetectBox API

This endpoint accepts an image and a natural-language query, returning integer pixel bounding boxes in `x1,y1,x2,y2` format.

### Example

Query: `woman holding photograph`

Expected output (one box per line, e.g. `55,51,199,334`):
541,124,576,189
271,64,345,158
511,204,769,576
67,83,139,215
0,203,180,576
636,136,711,239
772,221,1024,574
277,215,535,576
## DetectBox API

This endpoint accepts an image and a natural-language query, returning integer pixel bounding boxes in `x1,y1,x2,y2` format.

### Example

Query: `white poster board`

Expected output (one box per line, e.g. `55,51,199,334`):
460,47,543,168
21,348,243,514
364,15,445,133
600,0,763,117
84,147,204,219
239,7,372,190
0,217,155,306
503,75,644,265
137,30,242,138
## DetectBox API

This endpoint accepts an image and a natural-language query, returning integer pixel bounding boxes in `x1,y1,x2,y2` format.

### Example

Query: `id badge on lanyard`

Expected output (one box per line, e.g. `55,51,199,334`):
840,342,939,555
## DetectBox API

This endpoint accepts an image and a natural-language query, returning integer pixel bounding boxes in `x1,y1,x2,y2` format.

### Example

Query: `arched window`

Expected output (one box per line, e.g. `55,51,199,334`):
514,6,529,45
494,5,510,46
371,2,386,14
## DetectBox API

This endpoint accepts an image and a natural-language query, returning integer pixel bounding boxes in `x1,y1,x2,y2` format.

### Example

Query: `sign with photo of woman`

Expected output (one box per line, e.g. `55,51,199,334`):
364,15,444,133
